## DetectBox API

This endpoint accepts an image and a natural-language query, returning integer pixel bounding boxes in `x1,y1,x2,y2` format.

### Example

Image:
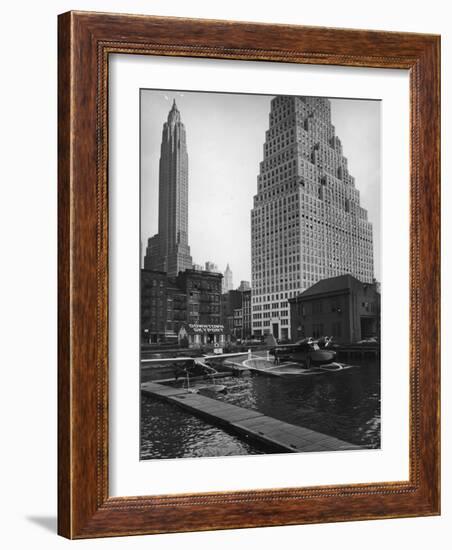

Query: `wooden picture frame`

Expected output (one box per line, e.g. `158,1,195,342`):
58,11,440,538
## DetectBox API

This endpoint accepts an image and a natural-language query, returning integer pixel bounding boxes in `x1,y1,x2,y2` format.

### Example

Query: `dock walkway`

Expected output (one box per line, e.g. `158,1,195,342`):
141,381,361,453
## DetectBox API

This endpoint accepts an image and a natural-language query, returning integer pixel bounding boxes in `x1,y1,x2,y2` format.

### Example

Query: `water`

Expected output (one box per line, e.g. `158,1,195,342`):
140,398,275,459
141,358,380,459
214,360,380,448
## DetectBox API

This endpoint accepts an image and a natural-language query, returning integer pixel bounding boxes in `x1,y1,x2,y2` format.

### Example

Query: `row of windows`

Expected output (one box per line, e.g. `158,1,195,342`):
252,318,289,328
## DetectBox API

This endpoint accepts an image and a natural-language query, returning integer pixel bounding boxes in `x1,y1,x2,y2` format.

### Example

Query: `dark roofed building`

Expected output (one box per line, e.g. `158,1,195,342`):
289,274,380,344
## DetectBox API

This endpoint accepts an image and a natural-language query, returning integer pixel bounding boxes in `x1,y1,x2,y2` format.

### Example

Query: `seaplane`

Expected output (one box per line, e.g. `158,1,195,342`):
141,351,251,397
268,336,353,376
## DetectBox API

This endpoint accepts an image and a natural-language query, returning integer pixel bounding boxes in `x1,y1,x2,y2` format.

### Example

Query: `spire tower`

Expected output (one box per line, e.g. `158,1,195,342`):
144,99,193,276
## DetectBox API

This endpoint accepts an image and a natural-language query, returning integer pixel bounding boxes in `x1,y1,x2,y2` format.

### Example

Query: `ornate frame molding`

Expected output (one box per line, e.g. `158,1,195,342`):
58,11,440,538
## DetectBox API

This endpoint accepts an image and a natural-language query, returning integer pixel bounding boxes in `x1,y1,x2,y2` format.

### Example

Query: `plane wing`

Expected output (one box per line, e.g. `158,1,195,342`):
141,351,250,364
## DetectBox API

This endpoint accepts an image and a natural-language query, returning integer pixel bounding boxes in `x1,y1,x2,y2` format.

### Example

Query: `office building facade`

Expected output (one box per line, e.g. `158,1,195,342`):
251,96,374,340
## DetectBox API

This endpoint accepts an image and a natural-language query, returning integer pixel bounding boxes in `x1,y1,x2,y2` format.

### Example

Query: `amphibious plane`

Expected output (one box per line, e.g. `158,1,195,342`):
141,351,250,396
269,337,348,373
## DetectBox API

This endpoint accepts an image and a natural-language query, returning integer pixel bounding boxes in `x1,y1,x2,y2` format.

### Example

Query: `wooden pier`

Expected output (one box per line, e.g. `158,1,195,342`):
141,381,361,453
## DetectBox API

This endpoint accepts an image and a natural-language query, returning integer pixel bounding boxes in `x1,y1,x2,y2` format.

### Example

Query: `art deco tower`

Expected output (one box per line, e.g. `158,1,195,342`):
251,96,374,339
144,100,193,277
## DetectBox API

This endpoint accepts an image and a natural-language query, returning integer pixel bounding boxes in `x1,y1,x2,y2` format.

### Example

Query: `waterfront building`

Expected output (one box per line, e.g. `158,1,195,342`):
178,323,225,348
289,274,380,343
251,96,374,339
141,268,223,344
222,263,233,293
144,100,193,277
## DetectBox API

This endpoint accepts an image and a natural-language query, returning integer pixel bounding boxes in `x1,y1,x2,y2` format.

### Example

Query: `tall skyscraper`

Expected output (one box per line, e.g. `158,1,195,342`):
251,96,374,340
144,100,192,277
222,263,233,294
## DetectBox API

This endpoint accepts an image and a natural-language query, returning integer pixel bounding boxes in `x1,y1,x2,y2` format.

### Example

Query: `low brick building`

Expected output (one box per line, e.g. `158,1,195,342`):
178,323,225,348
176,269,222,326
289,274,380,344
140,270,186,343
141,268,223,344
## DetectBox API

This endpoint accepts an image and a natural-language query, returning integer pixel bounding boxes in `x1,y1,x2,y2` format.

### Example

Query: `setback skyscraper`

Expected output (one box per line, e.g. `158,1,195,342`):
144,100,192,277
251,96,374,340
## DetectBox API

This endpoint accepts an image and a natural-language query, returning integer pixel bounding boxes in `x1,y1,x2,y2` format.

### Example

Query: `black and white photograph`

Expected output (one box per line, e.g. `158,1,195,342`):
2,0,445,545
140,89,381,460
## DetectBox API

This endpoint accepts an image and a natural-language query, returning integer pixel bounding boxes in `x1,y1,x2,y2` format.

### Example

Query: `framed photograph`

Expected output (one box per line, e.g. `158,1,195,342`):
58,11,440,538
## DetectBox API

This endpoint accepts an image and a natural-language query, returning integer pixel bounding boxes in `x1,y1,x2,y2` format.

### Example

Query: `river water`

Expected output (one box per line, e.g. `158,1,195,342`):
140,358,380,460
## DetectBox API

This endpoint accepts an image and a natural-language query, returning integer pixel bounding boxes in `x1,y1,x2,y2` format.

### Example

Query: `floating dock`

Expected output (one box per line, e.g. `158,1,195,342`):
141,381,361,453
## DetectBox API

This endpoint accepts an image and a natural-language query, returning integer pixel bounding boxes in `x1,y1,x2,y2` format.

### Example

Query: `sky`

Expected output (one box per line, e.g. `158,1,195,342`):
141,90,381,285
